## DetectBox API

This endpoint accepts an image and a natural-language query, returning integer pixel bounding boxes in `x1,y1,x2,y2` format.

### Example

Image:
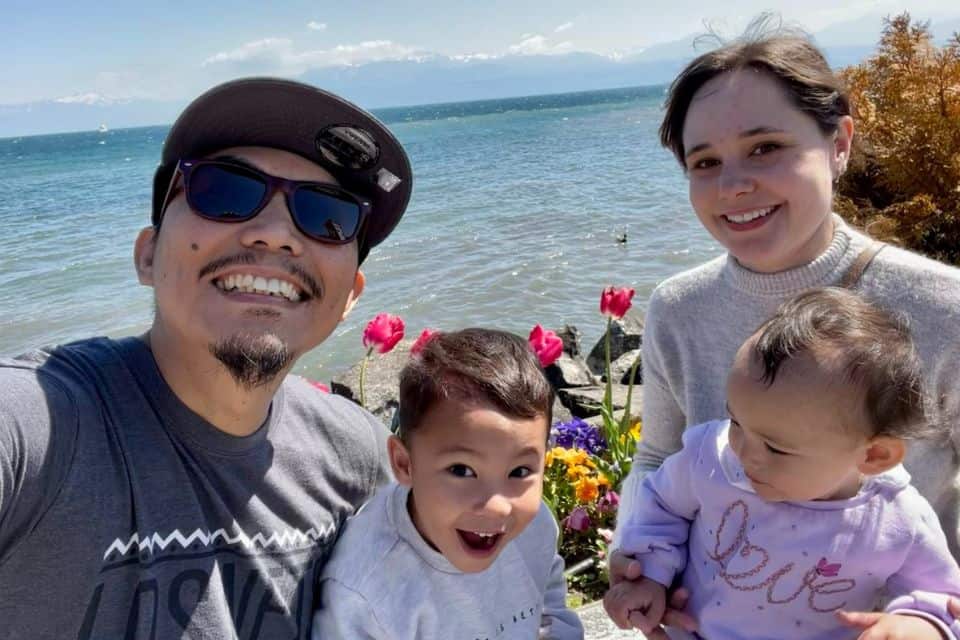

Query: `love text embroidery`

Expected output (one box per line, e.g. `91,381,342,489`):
707,500,856,613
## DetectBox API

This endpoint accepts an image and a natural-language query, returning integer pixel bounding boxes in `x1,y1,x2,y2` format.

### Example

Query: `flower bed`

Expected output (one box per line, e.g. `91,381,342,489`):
545,416,640,602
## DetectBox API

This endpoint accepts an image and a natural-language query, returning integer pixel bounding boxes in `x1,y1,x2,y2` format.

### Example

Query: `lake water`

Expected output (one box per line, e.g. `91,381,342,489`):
0,85,721,379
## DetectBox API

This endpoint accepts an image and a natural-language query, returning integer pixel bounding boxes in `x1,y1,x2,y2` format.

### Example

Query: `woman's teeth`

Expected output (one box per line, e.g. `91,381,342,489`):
214,274,302,302
725,206,775,224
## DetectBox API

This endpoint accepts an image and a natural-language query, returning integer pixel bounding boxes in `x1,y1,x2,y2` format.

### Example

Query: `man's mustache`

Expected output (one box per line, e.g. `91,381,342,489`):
197,252,322,300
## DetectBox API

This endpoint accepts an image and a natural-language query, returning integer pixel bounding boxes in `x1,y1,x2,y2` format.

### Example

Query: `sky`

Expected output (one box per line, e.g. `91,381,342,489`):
4,0,958,107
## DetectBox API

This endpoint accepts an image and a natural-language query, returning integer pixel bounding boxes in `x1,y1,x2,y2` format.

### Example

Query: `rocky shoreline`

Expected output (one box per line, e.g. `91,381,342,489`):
328,310,646,428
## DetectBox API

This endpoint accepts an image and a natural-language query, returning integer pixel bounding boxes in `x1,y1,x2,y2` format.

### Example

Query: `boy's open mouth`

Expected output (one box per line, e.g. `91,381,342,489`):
456,529,503,552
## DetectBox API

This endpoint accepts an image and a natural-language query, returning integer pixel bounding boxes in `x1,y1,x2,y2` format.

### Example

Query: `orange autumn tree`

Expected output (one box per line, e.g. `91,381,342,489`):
836,13,960,265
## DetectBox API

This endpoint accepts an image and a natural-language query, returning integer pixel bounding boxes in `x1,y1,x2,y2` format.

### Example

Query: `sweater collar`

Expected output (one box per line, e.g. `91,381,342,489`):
722,215,869,297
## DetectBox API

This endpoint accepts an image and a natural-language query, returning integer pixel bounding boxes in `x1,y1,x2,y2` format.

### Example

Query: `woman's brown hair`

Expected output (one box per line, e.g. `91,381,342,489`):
660,15,850,166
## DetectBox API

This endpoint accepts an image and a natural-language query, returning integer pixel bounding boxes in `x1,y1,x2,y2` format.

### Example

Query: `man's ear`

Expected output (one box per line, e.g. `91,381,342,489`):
858,436,906,476
134,226,158,286
388,435,414,487
340,269,365,321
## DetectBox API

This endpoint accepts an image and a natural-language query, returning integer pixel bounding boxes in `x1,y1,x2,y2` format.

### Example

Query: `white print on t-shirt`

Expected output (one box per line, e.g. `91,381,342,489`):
102,524,336,561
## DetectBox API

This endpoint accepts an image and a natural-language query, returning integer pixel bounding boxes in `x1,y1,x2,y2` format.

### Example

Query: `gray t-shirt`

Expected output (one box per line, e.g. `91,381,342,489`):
0,337,390,639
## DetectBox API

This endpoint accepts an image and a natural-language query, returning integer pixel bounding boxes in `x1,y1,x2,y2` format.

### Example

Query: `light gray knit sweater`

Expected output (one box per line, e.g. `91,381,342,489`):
615,215,960,558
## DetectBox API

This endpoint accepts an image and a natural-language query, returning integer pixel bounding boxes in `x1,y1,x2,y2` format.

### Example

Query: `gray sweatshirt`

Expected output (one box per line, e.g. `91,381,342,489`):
313,482,584,639
615,216,960,559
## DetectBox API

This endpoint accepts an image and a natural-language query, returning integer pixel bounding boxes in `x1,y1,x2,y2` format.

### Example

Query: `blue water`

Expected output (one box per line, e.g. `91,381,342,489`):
0,85,721,379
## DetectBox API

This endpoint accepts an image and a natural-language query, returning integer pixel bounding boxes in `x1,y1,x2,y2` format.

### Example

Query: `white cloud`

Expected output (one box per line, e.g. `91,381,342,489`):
507,34,573,55
202,37,426,73
54,92,115,105
307,21,327,31
202,38,293,66
451,52,498,62
554,22,574,33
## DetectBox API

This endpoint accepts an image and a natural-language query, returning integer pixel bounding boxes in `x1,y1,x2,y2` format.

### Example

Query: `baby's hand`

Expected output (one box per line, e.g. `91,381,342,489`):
603,577,667,636
836,610,946,639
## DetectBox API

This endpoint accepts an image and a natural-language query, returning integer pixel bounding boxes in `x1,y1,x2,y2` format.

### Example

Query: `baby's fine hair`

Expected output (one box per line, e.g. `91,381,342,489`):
752,287,942,441
396,328,554,442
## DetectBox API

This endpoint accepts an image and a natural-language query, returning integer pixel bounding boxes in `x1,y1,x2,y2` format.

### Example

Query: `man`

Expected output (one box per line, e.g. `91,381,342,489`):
0,78,412,638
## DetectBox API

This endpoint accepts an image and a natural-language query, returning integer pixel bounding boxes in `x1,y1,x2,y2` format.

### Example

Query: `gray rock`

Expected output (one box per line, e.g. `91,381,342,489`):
576,601,645,639
583,400,643,430
551,396,573,425
546,353,597,389
555,324,583,357
557,384,642,419
586,310,644,377
610,350,642,385
331,338,416,423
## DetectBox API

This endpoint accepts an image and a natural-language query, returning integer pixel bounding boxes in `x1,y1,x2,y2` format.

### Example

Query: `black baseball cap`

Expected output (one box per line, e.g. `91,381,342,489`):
152,77,412,263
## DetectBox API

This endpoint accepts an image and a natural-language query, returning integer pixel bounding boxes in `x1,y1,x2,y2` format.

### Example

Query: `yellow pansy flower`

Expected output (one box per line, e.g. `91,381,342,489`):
575,477,600,503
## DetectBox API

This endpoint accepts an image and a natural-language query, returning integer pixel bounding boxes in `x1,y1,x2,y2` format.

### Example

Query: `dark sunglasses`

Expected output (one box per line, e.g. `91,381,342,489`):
161,158,371,244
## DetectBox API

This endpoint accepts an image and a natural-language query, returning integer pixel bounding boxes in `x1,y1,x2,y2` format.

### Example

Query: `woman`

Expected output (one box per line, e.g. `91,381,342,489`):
607,21,960,638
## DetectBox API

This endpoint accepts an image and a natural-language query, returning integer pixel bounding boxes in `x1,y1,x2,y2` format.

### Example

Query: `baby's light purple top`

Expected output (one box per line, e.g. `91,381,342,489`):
618,420,960,639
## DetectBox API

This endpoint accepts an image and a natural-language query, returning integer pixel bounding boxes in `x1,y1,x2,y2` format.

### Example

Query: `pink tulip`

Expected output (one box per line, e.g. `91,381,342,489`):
598,490,620,513
600,286,635,320
307,379,330,393
528,324,563,368
564,506,591,532
410,328,439,356
363,313,405,354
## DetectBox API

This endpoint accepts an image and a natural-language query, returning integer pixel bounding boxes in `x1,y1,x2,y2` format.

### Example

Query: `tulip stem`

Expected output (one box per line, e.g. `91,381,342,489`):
359,347,374,408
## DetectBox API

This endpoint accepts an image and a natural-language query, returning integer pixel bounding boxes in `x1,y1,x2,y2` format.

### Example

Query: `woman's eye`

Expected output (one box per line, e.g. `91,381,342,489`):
510,466,533,479
764,442,788,455
750,142,781,156
447,464,476,478
689,157,719,171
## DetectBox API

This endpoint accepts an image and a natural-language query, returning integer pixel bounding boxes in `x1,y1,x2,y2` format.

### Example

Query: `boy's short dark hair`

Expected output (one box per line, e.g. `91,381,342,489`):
397,328,554,441
751,287,940,441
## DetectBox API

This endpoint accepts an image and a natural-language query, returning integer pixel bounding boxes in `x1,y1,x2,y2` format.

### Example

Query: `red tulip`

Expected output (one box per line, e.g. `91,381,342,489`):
363,313,405,354
307,379,330,393
564,506,591,532
410,328,439,356
600,286,635,320
528,324,563,368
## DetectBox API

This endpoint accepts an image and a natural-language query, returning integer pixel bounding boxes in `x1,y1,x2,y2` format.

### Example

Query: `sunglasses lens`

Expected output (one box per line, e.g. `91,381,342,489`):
293,187,362,242
188,163,267,220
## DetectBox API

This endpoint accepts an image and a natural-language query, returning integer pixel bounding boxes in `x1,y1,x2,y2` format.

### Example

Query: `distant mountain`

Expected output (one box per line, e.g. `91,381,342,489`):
0,100,180,139
3,11,958,138
297,53,687,109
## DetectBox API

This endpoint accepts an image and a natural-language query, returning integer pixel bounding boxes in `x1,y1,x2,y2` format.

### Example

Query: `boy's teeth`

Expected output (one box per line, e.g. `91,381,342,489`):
727,206,774,223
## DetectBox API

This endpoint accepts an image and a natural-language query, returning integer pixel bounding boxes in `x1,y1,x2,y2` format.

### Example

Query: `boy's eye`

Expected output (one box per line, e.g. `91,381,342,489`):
764,442,789,455
447,464,476,478
510,466,533,479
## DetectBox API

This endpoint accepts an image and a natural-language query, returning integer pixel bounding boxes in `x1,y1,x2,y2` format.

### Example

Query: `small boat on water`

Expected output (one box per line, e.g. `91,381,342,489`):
97,123,108,133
